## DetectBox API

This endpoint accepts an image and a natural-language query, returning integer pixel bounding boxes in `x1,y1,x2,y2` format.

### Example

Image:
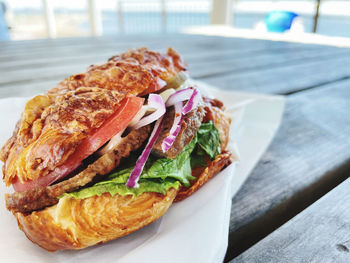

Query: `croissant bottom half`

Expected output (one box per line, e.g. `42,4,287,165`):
15,189,177,251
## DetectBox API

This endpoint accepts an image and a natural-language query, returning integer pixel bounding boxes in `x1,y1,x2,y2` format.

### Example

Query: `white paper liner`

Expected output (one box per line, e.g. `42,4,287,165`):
0,83,285,263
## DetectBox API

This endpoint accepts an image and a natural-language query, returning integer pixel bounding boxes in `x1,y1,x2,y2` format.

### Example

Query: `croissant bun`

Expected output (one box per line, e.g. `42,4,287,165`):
11,97,233,252
3,49,233,253
15,189,177,251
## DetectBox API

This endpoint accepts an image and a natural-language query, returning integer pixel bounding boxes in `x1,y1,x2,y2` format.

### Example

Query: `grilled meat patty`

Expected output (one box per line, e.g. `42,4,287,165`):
153,104,206,159
6,125,151,213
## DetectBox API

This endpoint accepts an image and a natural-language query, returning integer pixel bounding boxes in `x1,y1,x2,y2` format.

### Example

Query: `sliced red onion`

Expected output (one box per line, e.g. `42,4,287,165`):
126,87,202,185
161,101,183,152
161,87,201,153
165,88,193,107
126,116,164,188
182,88,200,115
133,94,166,130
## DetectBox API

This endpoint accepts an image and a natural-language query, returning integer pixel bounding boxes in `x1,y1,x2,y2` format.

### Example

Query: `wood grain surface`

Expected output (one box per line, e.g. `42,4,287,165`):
231,177,350,263
1,35,350,262
1,35,347,97
225,78,350,261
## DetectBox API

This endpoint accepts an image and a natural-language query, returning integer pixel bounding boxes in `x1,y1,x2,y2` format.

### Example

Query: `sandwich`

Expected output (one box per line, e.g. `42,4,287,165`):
0,48,233,251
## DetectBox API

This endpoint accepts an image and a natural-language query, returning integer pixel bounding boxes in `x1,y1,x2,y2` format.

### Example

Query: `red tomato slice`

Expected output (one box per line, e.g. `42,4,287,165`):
13,97,144,192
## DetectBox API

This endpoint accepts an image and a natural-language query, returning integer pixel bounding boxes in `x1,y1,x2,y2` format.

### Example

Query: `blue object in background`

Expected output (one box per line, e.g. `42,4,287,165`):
0,2,9,40
265,11,298,33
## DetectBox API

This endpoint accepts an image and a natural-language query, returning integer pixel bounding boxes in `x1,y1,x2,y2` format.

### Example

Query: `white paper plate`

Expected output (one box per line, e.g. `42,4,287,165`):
0,83,285,263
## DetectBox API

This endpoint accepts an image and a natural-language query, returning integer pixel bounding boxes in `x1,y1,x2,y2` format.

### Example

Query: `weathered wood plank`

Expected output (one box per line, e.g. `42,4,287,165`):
231,177,350,263
0,34,251,52
204,50,350,95
0,34,200,54
0,34,333,65
0,36,191,59
189,46,349,79
224,78,350,261
0,41,322,71
1,44,343,87
0,35,310,55
0,36,305,98
0,79,59,98
0,35,270,59
0,38,347,98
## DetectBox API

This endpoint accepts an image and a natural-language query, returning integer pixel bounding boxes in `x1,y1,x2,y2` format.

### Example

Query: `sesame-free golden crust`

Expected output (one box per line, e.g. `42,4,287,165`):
49,47,186,95
15,188,177,251
174,151,233,202
1,48,186,185
2,88,124,185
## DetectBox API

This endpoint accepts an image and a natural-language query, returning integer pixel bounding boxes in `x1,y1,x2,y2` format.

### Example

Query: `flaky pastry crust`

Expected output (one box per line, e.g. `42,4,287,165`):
15,189,177,251
175,151,233,202
1,48,186,185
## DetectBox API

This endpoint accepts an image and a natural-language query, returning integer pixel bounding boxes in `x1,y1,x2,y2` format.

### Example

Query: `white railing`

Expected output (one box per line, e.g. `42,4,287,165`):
41,0,233,39
88,0,103,36
40,0,322,38
42,0,104,38
42,0,56,38
211,0,233,25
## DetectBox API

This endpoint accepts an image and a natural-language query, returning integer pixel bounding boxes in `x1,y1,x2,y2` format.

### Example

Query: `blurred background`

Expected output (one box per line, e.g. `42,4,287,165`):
0,0,349,41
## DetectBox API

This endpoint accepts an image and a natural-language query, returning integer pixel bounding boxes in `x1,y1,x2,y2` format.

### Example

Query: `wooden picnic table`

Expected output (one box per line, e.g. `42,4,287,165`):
1,34,350,262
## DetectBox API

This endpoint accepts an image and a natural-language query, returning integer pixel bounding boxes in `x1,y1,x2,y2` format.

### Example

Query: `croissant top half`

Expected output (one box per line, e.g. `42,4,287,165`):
1,48,186,185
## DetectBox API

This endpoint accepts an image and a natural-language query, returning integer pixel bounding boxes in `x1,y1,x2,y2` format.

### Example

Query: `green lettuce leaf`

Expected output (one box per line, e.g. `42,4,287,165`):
63,178,180,199
190,146,206,168
141,136,197,186
196,121,221,159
